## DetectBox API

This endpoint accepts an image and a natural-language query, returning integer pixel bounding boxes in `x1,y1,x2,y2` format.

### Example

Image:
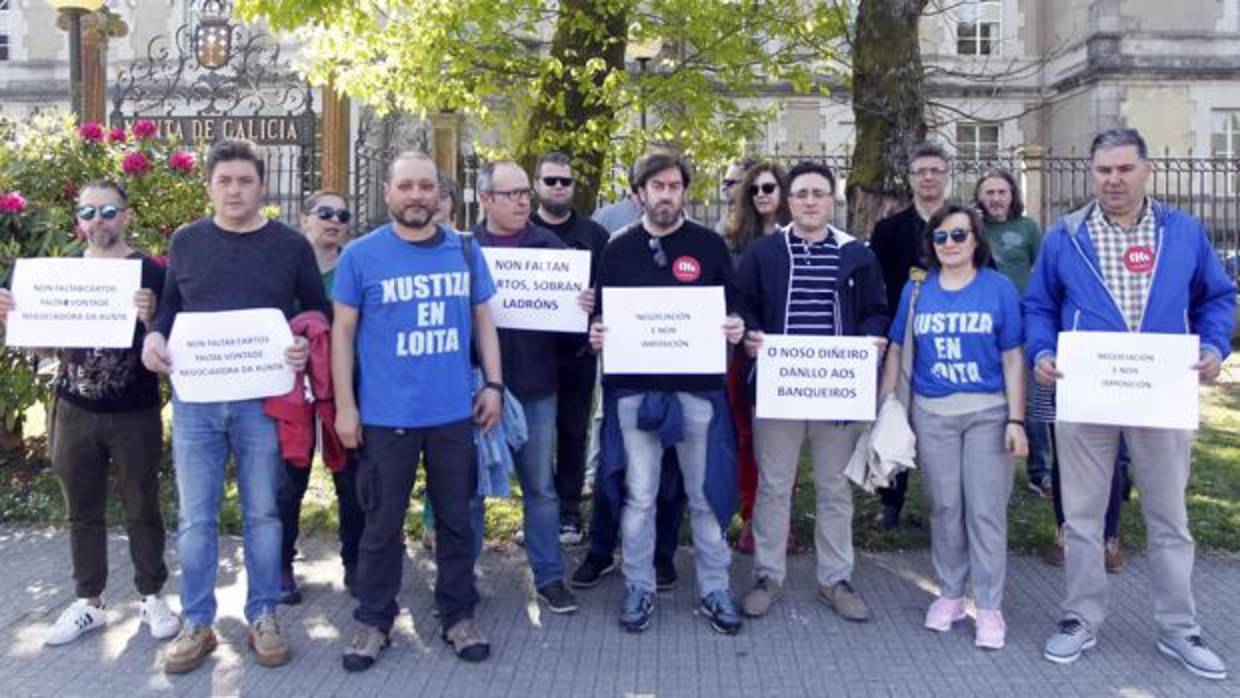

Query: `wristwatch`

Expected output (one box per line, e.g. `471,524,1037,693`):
482,381,504,394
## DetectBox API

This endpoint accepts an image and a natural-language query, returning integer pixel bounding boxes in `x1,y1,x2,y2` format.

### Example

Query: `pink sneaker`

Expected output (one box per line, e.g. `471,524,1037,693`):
974,608,1006,650
923,597,966,632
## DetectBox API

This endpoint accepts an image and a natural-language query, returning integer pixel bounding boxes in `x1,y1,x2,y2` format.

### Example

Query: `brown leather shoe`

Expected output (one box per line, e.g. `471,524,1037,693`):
741,577,783,618
1041,527,1065,567
248,614,290,667
817,581,870,622
1104,537,1124,574
164,624,217,674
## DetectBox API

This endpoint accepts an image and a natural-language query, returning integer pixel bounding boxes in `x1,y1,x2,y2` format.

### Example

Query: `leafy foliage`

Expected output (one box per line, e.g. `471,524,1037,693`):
0,113,209,436
237,0,847,204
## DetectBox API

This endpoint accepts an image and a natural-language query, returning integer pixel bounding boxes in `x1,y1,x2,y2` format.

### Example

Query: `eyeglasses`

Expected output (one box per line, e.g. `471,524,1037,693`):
76,204,123,221
312,206,351,224
541,176,573,188
931,228,971,245
749,182,778,196
648,236,668,268
911,167,948,178
491,188,532,203
722,178,740,189
789,188,830,201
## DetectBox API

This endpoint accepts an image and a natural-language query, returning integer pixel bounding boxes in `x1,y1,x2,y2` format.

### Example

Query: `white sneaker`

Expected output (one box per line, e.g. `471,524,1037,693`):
45,599,106,646
140,595,181,640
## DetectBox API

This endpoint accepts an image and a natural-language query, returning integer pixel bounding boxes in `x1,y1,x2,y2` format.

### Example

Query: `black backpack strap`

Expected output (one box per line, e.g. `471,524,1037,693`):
458,230,476,306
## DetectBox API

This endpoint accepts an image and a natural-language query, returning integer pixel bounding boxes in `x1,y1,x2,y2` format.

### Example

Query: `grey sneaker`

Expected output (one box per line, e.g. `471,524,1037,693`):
164,623,217,674
442,617,490,662
342,623,390,673
818,581,870,622
1043,619,1097,664
741,578,783,618
1158,635,1228,680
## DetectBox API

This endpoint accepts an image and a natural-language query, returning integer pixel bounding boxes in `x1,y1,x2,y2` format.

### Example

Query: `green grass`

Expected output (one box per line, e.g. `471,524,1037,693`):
2,361,1238,554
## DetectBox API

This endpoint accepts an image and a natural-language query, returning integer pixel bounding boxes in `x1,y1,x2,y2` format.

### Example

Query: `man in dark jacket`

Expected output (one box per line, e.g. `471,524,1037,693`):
867,142,951,529
735,161,889,622
530,152,609,544
473,160,588,615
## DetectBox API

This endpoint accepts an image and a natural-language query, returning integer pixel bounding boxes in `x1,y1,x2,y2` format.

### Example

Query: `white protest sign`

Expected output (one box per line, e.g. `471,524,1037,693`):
1056,331,1200,430
484,248,591,332
168,308,295,403
5,257,141,348
602,286,726,375
755,334,879,421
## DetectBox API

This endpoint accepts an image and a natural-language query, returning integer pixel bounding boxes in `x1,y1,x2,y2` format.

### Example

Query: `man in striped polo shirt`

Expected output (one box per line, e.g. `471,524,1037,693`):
733,161,890,621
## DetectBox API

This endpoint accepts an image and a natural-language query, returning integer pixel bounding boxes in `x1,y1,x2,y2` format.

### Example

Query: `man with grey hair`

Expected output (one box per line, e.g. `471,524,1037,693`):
473,159,594,614
1026,127,1235,679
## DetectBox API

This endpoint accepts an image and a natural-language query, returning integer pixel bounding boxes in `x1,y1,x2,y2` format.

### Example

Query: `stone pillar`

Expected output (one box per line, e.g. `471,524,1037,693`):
320,80,351,193
429,112,462,184
1018,144,1048,226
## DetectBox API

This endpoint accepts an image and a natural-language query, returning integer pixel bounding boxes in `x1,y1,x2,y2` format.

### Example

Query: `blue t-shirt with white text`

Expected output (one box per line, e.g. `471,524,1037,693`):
333,224,496,428
888,267,1022,398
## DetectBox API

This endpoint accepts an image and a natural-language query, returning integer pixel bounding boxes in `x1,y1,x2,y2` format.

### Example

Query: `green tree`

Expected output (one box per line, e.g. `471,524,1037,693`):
847,0,929,237
237,0,847,210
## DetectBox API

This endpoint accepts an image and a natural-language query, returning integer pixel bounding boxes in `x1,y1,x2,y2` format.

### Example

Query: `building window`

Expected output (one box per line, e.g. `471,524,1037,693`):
0,0,9,62
1212,110,1240,159
956,0,1002,56
956,122,1000,162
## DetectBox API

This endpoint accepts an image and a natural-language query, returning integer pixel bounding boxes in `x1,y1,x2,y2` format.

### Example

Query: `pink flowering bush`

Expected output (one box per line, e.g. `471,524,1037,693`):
121,150,152,175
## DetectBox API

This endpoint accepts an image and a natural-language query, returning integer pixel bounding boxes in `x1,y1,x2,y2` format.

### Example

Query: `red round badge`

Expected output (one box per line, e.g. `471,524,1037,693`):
1123,245,1155,273
671,256,702,282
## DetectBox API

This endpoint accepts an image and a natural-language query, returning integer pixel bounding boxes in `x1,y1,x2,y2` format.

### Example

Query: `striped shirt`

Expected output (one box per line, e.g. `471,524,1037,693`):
784,230,841,335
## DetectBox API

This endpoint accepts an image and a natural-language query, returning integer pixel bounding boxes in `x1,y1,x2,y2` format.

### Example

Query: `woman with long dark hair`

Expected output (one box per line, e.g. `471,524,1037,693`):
722,162,791,553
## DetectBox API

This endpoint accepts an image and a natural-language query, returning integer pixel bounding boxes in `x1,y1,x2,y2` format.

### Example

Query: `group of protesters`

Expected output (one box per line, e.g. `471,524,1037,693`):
6,125,1234,682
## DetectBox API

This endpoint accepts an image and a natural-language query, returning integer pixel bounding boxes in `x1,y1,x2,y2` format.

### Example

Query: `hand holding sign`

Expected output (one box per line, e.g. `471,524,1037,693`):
167,308,296,403
5,258,141,348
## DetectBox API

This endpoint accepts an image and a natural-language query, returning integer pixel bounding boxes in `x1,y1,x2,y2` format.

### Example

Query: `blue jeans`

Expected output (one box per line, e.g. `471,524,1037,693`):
513,395,564,588
1026,419,1055,484
172,398,283,626
619,393,730,596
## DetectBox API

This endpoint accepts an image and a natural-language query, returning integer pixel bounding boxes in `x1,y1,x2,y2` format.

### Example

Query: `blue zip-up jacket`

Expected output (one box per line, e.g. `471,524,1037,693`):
596,388,737,531
1024,199,1235,365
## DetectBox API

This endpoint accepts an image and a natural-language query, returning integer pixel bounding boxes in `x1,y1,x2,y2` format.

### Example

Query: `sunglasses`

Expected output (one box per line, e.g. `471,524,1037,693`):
722,178,741,189
648,236,668,268
541,176,574,188
76,204,122,221
312,206,351,224
932,228,971,245
749,182,778,196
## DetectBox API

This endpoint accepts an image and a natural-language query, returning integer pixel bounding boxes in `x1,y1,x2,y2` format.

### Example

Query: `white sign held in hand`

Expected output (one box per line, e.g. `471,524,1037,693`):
484,248,591,332
1056,331,1200,430
5,257,141,348
168,308,296,403
602,286,726,375
756,334,879,421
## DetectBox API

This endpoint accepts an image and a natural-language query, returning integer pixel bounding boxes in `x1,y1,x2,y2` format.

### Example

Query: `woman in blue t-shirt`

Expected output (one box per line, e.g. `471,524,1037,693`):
879,202,1027,651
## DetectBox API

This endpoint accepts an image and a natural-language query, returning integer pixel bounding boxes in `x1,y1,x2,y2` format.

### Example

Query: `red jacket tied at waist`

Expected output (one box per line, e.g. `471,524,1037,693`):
263,310,345,471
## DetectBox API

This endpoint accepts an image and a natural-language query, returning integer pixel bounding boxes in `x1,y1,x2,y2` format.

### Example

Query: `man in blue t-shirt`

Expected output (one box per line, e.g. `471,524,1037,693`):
332,152,502,672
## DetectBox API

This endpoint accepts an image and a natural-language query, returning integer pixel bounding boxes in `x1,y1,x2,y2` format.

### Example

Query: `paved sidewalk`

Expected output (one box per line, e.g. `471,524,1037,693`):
0,526,1236,697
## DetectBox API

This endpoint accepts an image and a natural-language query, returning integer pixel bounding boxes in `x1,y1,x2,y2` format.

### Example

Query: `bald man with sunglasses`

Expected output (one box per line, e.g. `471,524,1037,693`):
0,180,180,647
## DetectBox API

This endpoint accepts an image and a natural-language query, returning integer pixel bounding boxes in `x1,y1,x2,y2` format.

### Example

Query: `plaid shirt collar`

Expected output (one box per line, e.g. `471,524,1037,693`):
1090,196,1154,237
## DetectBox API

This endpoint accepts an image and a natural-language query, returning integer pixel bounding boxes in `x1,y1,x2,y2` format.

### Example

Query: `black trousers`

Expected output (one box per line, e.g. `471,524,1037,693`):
878,470,910,512
277,448,364,576
554,350,597,520
353,420,479,632
50,400,168,598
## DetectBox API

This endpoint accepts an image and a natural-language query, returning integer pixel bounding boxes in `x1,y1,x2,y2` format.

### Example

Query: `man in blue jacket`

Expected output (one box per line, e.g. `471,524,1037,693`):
1025,128,1235,680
